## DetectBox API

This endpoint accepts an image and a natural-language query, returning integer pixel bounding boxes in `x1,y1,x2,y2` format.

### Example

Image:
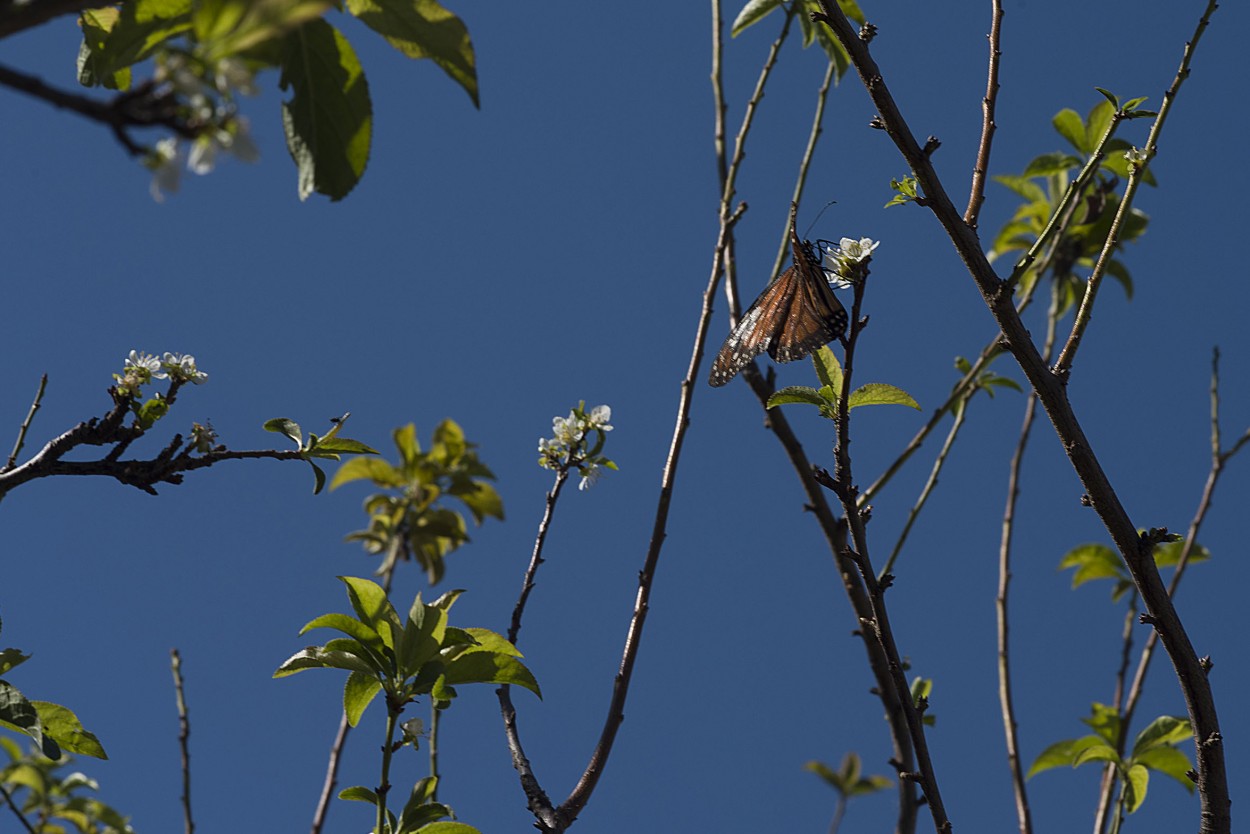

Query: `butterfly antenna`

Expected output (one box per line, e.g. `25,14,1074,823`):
802,199,838,239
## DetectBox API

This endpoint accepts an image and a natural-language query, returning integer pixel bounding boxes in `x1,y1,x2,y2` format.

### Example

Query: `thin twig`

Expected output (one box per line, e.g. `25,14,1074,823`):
0,0,98,38
720,5,794,321
773,58,838,280
965,0,1004,229
4,374,46,473
1055,1,1217,375
824,270,951,833
996,282,1060,834
553,204,748,830
812,3,1229,830
0,783,38,834
879,388,971,578
170,649,194,834
0,62,196,156
495,469,569,827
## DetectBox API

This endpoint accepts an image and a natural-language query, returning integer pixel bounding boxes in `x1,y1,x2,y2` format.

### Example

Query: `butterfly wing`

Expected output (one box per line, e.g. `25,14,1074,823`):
708,264,802,387
708,213,849,387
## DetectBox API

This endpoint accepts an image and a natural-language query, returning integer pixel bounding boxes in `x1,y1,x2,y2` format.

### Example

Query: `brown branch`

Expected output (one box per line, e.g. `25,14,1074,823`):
822,268,951,833
1054,1,1217,376
0,0,97,38
0,783,37,834
4,374,46,473
965,0,1004,229
0,62,196,157
812,4,1229,831
996,282,1060,834
170,649,194,834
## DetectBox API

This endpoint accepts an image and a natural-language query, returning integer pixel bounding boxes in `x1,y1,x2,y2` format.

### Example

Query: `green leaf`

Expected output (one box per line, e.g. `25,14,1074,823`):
1094,87,1119,109
1131,715,1192,756
457,628,521,658
1134,746,1194,792
415,823,481,834
1073,743,1119,767
731,0,783,36
1085,99,1115,150
1027,735,1104,778
313,437,379,454
195,0,332,62
309,459,327,494
992,174,1047,204
443,652,541,698
264,417,304,446
30,702,106,759
330,456,405,490
766,386,827,410
1124,763,1149,814
273,646,379,677
280,18,372,201
1152,540,1209,569
1022,152,1082,178
812,345,842,391
1083,702,1123,746
346,0,478,107
805,760,841,789
340,576,399,640
1052,109,1087,153
848,383,920,410
339,785,379,803
1058,543,1126,588
343,670,383,726
301,612,385,649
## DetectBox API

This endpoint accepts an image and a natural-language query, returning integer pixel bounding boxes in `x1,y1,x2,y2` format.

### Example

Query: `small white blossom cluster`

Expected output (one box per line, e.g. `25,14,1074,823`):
115,350,209,395
146,54,260,201
822,237,881,289
537,403,617,490
1124,147,1149,168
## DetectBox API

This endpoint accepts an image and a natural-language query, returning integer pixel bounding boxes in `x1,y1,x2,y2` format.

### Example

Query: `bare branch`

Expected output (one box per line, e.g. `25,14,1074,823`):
965,0,1004,229
170,649,194,834
812,3,1229,830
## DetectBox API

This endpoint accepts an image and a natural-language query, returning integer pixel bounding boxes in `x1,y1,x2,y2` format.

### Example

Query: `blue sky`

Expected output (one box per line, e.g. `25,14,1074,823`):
0,1,1247,832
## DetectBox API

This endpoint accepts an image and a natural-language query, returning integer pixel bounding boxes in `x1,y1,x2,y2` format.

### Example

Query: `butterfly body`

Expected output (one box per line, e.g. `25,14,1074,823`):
708,205,848,387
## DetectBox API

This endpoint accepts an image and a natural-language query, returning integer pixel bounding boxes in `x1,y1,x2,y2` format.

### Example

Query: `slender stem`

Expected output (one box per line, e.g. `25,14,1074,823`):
813,5,1229,829
311,717,351,834
428,704,441,801
0,0,99,38
556,205,747,829
170,649,195,834
828,794,847,834
997,282,1059,834
880,390,970,578
0,783,38,834
827,273,951,833
720,6,793,321
4,374,46,473
965,0,1004,229
773,58,838,280
1055,0,1217,375
507,471,569,645
376,707,398,834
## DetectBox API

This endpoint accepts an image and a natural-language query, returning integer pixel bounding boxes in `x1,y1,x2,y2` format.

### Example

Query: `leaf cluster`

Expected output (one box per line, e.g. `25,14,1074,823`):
274,576,539,724
264,413,378,494
731,0,866,76
77,0,479,200
991,99,1153,313
1060,539,1208,603
0,738,133,834
767,346,920,418
332,420,503,583
1030,706,1194,815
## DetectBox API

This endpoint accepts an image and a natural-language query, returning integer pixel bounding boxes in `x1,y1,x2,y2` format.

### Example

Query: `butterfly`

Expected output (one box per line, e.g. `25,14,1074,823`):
708,203,848,387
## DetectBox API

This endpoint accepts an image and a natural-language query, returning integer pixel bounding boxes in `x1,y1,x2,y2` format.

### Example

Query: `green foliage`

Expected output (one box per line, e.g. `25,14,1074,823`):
274,576,540,720
1029,706,1194,815
885,175,919,207
909,676,936,727
1059,540,1209,602
806,751,892,797
264,413,379,494
767,346,920,418
75,0,479,200
730,0,864,77
990,98,1154,314
0,620,106,763
0,738,134,834
332,420,503,583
